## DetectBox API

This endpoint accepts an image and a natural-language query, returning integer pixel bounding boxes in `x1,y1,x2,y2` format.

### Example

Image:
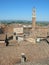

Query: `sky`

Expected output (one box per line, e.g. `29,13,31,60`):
0,0,49,21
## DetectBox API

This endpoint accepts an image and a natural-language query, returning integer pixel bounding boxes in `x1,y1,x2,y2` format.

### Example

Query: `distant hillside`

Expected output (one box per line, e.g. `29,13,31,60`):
0,20,32,24
36,22,49,26
0,20,49,26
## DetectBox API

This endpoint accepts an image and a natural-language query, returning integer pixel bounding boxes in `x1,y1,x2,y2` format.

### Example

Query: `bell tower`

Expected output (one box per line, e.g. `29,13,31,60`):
32,8,36,29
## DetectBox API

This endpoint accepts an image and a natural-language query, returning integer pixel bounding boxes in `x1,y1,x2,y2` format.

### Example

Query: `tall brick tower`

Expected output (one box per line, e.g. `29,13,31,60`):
32,8,36,30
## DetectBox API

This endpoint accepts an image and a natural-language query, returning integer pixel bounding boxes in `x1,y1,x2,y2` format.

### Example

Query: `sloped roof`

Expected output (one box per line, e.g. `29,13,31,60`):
0,28,4,34
0,34,6,40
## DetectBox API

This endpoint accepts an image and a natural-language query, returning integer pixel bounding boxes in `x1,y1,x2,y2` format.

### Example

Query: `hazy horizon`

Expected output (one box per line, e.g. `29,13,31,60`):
0,19,49,22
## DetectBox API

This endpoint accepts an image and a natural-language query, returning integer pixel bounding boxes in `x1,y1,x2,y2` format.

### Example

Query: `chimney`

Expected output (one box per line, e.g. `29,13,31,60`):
21,53,26,63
